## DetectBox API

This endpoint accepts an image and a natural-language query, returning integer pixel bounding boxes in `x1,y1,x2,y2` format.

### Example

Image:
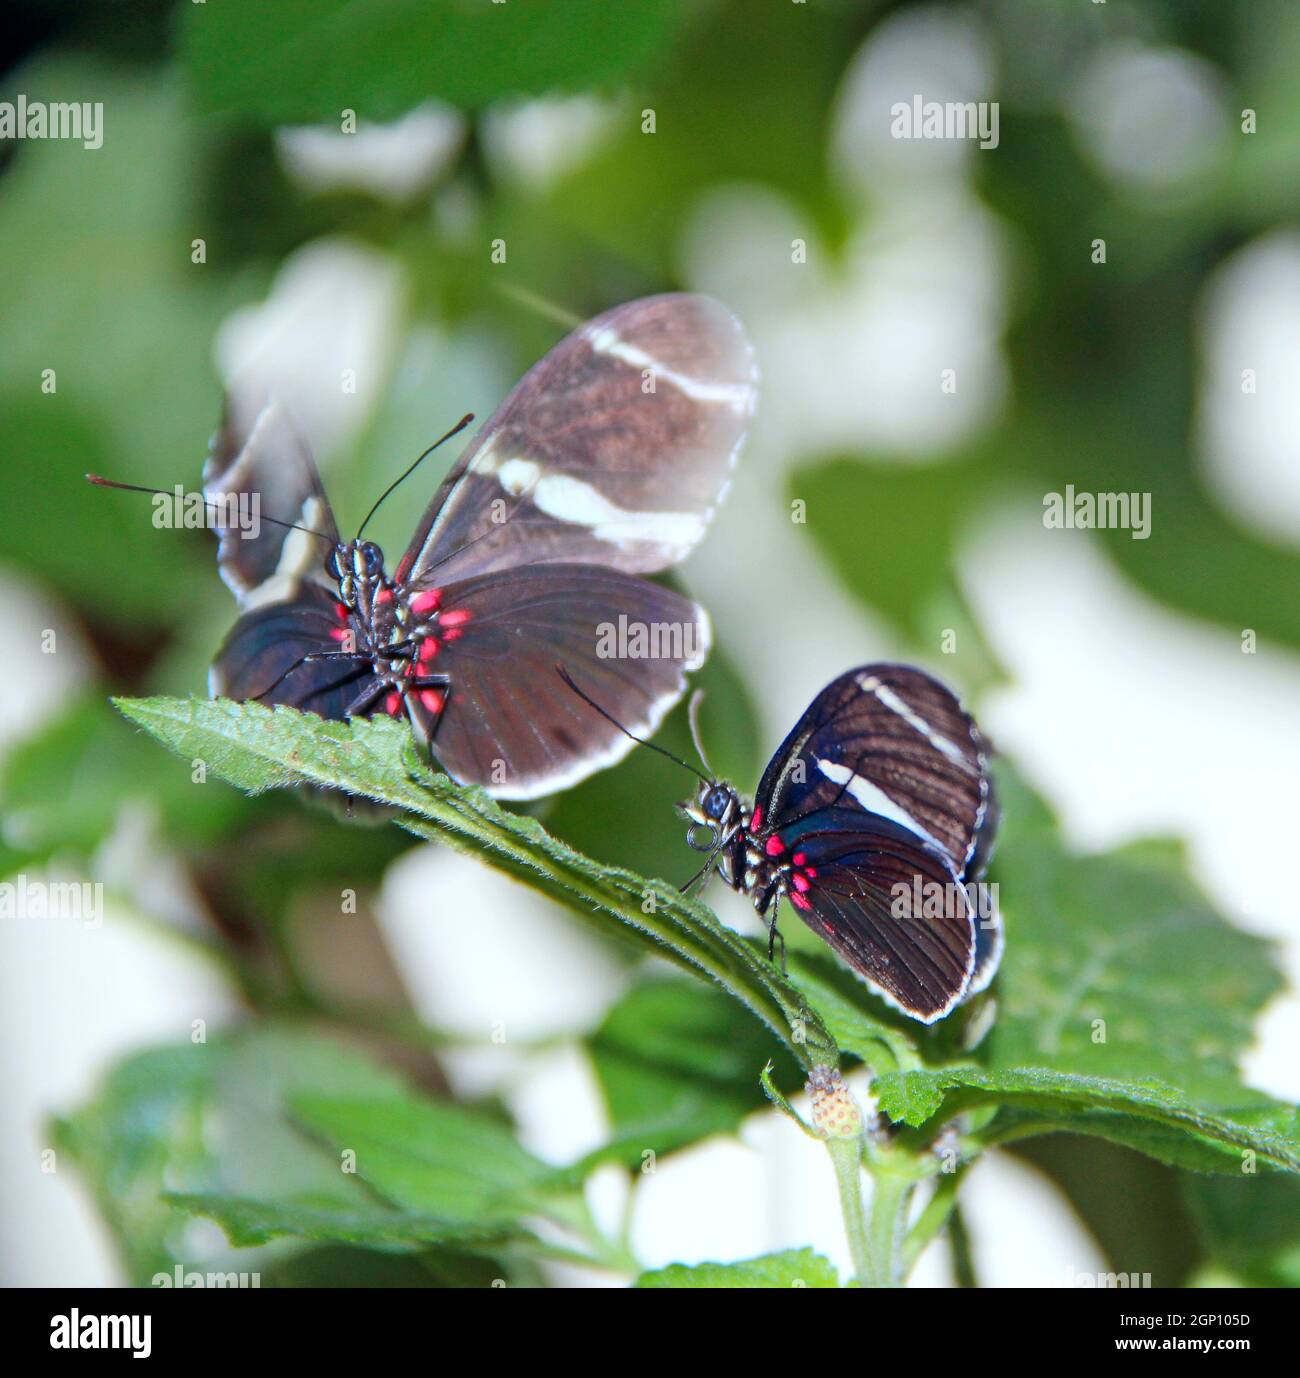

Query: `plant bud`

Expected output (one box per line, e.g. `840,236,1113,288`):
805,1064,864,1139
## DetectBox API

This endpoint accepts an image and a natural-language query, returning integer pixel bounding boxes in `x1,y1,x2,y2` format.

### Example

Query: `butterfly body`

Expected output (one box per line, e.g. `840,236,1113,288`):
682,783,786,916
680,664,1001,1023
319,540,457,722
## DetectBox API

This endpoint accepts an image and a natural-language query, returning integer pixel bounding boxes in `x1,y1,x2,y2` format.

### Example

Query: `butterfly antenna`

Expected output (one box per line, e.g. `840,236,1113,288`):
85,475,333,541
356,412,474,540
556,665,709,784
686,689,716,777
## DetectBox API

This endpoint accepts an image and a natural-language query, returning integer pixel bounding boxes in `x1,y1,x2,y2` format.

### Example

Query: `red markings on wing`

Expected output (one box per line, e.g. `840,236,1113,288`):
376,586,394,605
439,608,472,628
749,806,764,832
784,846,819,902
329,627,350,643
418,636,441,662
384,691,402,716
765,835,785,857
410,589,442,615
420,688,445,714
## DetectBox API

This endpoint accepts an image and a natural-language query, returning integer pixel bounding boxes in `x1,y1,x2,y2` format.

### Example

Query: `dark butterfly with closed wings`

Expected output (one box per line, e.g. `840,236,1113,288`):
678,664,1001,1022
96,295,757,800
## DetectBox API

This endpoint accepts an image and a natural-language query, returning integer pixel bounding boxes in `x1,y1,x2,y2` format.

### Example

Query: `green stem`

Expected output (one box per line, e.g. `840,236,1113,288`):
949,1203,978,1288
901,1166,965,1275
533,1188,641,1275
865,1170,913,1288
826,1137,873,1286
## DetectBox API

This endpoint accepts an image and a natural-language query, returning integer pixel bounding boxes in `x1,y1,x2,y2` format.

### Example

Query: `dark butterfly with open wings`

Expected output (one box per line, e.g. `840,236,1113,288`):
198,294,756,800
678,664,1000,1022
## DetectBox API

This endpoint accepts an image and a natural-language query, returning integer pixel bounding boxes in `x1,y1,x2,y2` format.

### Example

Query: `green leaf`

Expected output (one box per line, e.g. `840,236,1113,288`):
50,1044,218,1283
51,1025,413,1281
56,1024,547,1279
112,695,836,1070
287,1092,560,1225
585,980,803,1162
180,0,692,122
1184,1174,1300,1286
984,772,1286,1092
636,1248,840,1288
0,696,246,870
163,1193,504,1251
787,954,923,1075
874,1066,1300,1175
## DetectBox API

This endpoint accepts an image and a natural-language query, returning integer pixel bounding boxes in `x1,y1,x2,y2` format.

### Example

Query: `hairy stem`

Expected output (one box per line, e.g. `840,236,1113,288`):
866,1170,913,1288
826,1137,873,1286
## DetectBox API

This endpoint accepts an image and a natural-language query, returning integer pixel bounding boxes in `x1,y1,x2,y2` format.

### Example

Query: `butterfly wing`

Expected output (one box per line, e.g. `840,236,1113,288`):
754,664,998,1020
756,664,992,877
210,581,376,720
396,294,757,589
965,776,1002,994
204,400,367,720
777,811,976,1023
203,399,340,609
403,565,709,799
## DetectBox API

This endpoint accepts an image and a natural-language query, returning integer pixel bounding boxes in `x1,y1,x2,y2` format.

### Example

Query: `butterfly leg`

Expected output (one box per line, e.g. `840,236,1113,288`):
251,650,358,704
343,679,388,718
757,888,787,975
401,673,452,769
767,914,788,976
409,674,451,724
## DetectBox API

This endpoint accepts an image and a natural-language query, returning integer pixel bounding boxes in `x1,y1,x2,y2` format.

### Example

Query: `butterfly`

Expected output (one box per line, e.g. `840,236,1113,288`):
107,295,755,800
677,664,1000,1023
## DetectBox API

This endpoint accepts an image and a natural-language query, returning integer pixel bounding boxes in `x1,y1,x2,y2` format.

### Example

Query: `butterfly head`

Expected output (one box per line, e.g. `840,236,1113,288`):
680,780,742,853
326,540,386,610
